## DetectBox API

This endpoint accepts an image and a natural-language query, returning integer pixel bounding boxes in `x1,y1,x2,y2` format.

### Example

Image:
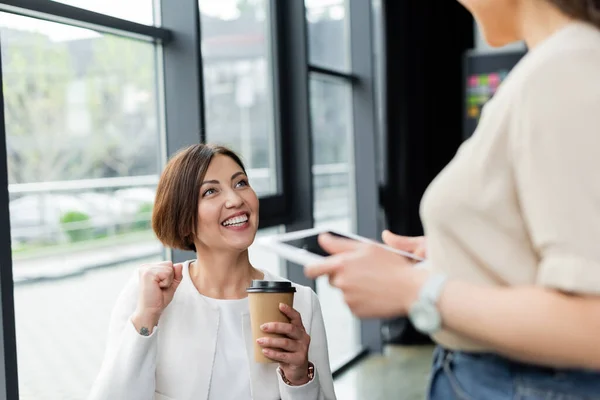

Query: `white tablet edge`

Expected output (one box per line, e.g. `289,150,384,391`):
255,227,424,262
254,235,325,266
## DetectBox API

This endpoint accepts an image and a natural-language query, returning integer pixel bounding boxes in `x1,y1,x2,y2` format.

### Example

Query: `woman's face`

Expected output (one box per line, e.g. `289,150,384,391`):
195,154,259,252
459,0,522,47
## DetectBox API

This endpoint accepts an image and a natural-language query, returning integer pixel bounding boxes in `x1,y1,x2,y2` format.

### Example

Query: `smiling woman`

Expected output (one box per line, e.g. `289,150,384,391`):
88,143,336,400
151,144,253,252
195,156,258,251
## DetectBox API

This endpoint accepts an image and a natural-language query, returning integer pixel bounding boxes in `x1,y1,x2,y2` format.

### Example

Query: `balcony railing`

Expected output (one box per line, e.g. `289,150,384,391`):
9,163,351,249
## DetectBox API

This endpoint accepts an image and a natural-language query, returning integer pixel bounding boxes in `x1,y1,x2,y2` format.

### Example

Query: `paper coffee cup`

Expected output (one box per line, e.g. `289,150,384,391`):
247,280,296,363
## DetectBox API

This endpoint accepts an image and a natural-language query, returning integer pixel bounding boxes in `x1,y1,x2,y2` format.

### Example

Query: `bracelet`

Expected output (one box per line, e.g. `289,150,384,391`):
279,362,315,386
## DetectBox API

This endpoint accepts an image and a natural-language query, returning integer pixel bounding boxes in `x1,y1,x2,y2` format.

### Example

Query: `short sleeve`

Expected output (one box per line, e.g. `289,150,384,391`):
510,51,600,295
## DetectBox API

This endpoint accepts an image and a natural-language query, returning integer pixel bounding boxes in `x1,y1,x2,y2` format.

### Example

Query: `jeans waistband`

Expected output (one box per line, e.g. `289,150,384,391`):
433,346,600,388
434,346,600,375
433,346,509,369
432,345,600,399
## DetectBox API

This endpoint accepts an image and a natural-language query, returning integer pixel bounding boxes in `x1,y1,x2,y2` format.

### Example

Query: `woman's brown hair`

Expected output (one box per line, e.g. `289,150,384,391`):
547,0,600,28
152,143,246,252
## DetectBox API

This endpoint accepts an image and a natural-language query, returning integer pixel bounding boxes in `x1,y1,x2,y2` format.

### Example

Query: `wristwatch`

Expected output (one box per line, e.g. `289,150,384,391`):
408,273,449,335
279,362,314,386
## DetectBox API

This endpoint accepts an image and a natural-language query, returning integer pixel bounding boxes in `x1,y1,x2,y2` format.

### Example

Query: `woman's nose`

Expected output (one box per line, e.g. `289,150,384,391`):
224,190,243,208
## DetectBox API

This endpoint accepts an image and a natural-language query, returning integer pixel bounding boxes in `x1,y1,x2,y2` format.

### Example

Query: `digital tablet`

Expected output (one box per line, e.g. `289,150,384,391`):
254,227,425,266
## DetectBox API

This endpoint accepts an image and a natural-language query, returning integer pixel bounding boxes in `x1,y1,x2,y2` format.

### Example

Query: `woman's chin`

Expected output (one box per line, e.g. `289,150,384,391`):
224,233,257,251
228,243,253,253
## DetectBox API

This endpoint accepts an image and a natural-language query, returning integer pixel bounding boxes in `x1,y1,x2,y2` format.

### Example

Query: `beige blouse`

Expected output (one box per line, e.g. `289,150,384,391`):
420,21,600,352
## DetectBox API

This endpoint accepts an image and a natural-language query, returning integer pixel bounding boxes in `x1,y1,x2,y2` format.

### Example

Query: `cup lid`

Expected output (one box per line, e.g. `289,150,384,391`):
246,280,297,293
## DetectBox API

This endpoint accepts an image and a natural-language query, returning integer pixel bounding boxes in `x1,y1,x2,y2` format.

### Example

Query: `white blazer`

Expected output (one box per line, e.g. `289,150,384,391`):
88,261,337,400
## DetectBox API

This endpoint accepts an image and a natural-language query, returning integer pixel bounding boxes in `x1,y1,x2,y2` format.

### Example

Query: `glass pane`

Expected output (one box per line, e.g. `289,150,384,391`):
1,13,163,399
249,226,285,277
16,257,162,400
309,75,361,368
51,0,155,25
306,0,350,71
199,0,278,196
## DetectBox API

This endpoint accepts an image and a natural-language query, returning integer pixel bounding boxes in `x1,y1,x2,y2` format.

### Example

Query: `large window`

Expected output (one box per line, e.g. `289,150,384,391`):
0,1,382,397
199,0,279,196
1,12,163,399
306,0,362,371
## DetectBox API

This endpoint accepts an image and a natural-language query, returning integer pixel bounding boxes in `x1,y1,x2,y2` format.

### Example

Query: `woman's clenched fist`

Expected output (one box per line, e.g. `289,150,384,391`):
132,261,183,335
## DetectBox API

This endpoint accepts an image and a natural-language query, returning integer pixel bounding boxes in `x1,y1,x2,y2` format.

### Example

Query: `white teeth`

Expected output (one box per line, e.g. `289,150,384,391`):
222,214,248,226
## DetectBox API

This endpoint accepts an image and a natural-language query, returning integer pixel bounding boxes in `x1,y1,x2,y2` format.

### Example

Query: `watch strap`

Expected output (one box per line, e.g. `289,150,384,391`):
420,273,448,305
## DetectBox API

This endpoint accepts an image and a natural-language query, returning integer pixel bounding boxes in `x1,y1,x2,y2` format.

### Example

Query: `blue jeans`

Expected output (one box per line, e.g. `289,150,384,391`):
428,346,600,400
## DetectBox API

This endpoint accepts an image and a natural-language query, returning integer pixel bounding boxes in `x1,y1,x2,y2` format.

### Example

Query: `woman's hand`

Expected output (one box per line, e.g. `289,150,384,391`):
257,303,312,386
382,230,427,259
304,233,430,318
132,261,183,334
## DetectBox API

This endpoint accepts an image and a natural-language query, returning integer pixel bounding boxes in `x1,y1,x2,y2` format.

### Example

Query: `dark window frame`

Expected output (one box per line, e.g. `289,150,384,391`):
0,0,171,42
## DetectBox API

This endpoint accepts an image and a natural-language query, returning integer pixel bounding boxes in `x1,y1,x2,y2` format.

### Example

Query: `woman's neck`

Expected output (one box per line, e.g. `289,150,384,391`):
189,248,264,299
518,1,575,49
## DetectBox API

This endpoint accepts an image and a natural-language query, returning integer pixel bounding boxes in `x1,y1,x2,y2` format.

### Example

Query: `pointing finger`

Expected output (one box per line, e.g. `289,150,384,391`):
303,255,344,279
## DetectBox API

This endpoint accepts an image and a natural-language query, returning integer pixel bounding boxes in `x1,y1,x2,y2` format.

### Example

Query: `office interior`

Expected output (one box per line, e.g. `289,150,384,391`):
0,1,528,399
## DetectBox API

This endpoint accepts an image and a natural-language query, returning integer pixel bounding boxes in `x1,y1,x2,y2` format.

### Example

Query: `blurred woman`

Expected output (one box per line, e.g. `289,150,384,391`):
305,0,600,398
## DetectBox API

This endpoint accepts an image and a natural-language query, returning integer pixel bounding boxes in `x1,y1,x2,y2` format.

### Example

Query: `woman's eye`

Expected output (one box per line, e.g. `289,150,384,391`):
236,179,249,188
203,188,216,196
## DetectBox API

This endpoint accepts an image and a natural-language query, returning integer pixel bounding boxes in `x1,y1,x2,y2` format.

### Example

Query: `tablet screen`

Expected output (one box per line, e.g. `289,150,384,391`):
279,231,354,256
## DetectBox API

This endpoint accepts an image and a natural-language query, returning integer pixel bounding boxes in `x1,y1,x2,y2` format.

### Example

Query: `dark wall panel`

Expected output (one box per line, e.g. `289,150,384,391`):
382,1,474,236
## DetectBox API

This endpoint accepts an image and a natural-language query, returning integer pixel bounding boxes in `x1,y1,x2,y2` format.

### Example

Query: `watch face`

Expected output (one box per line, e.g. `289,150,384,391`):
409,302,441,334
